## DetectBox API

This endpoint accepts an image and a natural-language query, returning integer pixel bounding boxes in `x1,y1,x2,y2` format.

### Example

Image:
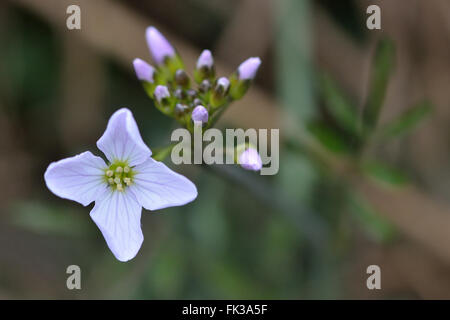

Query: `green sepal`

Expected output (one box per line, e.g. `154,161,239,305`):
229,73,250,100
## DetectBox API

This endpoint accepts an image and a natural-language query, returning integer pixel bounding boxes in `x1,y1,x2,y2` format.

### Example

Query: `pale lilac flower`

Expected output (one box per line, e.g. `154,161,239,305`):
237,57,261,80
196,49,214,69
191,105,208,123
216,77,230,91
239,147,262,171
133,58,155,82
44,108,197,261
146,26,176,65
154,85,170,103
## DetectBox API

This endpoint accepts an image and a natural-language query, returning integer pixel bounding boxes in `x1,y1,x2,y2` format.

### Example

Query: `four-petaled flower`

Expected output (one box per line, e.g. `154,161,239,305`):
44,108,197,261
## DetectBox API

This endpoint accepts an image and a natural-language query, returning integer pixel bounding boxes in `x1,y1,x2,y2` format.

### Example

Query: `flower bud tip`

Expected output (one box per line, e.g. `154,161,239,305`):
239,148,262,171
154,85,170,103
133,58,155,83
238,57,261,80
191,105,209,123
146,26,175,65
196,49,214,69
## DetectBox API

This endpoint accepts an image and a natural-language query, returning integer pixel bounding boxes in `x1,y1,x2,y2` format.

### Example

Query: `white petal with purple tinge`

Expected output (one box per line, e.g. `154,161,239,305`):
44,151,107,206
97,108,152,166
90,190,143,262
129,158,198,211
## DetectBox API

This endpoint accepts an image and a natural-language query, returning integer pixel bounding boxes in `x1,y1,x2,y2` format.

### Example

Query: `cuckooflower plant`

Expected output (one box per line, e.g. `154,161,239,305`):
44,108,197,261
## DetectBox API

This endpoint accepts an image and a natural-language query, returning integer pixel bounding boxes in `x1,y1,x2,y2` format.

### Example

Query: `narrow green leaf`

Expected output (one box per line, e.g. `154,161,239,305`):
307,122,351,154
362,160,409,186
152,144,175,161
380,100,432,139
348,192,396,243
319,73,358,135
362,38,395,134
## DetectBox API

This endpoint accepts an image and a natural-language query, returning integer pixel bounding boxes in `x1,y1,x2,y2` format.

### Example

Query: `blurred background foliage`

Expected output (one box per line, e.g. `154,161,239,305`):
0,0,449,299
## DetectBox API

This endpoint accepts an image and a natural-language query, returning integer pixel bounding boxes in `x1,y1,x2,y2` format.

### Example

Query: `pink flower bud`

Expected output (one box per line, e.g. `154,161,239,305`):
196,49,214,69
237,57,261,80
239,148,262,171
133,58,155,82
191,105,209,123
154,85,170,103
146,26,176,65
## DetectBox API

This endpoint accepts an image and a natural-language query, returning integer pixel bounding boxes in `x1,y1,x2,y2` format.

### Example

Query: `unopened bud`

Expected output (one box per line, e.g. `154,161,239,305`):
175,103,189,116
194,49,215,83
175,69,190,88
133,58,155,83
196,50,214,69
174,88,186,100
237,57,261,80
191,105,209,124
215,77,230,93
154,85,170,103
146,26,176,65
238,147,262,171
199,79,211,93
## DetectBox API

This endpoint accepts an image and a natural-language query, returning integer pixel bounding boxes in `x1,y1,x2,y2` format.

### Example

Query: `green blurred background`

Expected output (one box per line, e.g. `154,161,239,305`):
1,0,450,299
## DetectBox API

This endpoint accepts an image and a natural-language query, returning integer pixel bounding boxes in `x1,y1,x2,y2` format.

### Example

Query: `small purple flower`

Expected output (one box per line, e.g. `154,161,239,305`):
237,57,261,80
133,58,155,82
146,26,176,65
191,105,208,123
154,85,170,103
217,77,230,91
196,49,214,69
239,148,262,171
44,108,197,261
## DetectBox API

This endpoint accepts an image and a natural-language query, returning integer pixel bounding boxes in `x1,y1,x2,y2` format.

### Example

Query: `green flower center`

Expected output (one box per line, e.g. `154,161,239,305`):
104,161,135,192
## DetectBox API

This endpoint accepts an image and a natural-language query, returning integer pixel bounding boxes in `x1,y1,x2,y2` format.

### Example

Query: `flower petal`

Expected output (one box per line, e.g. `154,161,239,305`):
128,158,197,211
97,108,152,166
90,190,143,262
44,151,107,206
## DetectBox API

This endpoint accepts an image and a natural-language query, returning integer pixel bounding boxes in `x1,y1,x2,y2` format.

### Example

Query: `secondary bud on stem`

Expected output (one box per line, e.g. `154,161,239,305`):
133,58,155,83
230,57,261,100
175,69,190,88
191,105,209,124
238,147,262,171
154,85,170,102
174,88,186,100
146,26,176,65
238,57,261,80
199,79,211,94
211,77,230,108
194,49,215,83
175,103,189,117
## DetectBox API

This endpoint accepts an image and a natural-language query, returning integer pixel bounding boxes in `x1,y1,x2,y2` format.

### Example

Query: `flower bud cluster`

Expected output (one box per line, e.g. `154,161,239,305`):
133,26,261,131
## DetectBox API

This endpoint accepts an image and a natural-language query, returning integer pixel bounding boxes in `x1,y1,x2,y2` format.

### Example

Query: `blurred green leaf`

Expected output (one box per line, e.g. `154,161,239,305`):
362,38,395,135
152,144,175,161
380,100,432,139
307,122,352,154
361,161,409,186
9,201,90,236
348,192,396,243
319,73,358,135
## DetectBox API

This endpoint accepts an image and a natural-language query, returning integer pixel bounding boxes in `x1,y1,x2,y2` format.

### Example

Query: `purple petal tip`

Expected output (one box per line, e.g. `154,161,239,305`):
146,26,175,65
239,148,262,171
133,58,155,82
191,105,209,123
237,57,261,80
197,49,214,69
